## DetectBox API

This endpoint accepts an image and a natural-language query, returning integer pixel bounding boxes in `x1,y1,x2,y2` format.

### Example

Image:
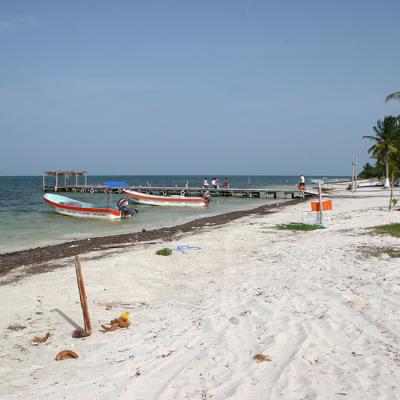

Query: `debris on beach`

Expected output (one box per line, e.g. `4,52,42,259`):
14,344,29,353
155,247,172,256
101,323,119,332
174,245,201,254
302,355,319,365
32,332,51,344
254,354,272,362
119,311,129,321
55,350,79,361
7,324,26,331
93,300,135,310
73,329,91,338
249,221,267,226
156,350,174,359
228,316,239,325
101,312,131,332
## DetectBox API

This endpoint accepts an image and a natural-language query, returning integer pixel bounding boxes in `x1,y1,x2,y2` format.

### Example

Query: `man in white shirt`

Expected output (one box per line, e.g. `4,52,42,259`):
299,175,306,190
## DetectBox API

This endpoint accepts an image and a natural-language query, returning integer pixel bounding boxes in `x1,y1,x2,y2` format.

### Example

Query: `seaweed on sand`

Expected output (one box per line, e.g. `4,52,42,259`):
277,223,325,231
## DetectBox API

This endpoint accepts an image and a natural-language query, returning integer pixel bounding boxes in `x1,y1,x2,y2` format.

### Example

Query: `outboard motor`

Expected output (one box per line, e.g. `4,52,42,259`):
117,198,138,219
203,191,212,202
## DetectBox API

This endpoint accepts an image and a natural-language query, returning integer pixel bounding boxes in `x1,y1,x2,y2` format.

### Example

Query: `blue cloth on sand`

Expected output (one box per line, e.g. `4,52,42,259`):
175,245,201,254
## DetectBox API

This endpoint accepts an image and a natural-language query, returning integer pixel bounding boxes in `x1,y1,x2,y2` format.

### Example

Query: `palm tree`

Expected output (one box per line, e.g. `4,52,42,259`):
362,116,400,189
386,92,400,102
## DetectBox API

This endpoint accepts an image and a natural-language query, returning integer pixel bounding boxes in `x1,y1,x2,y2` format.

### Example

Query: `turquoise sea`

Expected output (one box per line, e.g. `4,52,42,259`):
0,175,347,253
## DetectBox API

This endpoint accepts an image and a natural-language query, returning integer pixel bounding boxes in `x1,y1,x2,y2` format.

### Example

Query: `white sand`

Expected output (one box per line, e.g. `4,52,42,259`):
1,189,400,399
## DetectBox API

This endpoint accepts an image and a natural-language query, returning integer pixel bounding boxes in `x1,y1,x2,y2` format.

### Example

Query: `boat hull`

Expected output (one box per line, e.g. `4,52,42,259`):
357,180,383,188
44,194,122,219
123,189,208,207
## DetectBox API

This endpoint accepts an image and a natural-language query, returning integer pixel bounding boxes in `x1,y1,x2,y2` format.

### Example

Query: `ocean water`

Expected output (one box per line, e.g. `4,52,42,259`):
0,175,347,253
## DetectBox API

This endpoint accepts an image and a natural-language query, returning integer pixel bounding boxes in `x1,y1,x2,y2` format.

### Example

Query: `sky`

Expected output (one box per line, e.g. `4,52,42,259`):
1,0,400,176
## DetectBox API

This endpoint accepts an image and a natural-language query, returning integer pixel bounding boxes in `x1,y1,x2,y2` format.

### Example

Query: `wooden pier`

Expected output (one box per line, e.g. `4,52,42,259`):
42,184,305,199
42,170,311,199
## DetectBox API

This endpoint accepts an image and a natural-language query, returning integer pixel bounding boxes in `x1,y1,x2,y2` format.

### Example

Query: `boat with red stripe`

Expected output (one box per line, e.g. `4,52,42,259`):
44,193,136,219
122,189,209,207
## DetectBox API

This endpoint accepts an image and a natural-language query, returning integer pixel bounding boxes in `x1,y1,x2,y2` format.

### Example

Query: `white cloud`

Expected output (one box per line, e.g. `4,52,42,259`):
0,16,38,31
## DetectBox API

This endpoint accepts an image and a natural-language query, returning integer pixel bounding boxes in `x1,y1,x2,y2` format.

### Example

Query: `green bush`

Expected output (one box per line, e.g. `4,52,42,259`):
358,162,384,179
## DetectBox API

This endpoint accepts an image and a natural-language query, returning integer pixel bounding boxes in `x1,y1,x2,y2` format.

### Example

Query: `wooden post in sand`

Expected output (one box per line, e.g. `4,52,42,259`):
318,181,323,225
351,153,358,192
74,255,92,336
354,153,358,191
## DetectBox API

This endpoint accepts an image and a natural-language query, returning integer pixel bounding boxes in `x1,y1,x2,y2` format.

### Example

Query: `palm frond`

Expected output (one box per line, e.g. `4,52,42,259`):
385,91,400,102
362,135,378,141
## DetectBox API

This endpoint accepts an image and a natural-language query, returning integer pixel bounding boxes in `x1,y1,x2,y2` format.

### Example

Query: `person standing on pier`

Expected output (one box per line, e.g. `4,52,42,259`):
299,175,306,191
203,178,209,188
211,177,217,188
215,177,220,189
224,177,230,189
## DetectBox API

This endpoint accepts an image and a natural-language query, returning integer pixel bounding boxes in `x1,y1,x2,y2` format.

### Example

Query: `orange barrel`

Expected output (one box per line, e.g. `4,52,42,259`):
311,202,319,212
322,199,332,211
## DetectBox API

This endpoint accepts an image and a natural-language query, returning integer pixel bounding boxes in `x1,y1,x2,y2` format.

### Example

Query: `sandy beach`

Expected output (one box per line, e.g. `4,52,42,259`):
1,189,400,399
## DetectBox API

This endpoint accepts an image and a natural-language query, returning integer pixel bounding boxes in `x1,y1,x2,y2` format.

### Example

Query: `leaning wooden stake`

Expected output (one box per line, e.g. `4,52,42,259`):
74,255,92,337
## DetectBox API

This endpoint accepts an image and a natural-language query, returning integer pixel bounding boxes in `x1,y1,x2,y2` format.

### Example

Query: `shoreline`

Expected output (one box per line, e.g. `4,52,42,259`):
0,198,305,279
